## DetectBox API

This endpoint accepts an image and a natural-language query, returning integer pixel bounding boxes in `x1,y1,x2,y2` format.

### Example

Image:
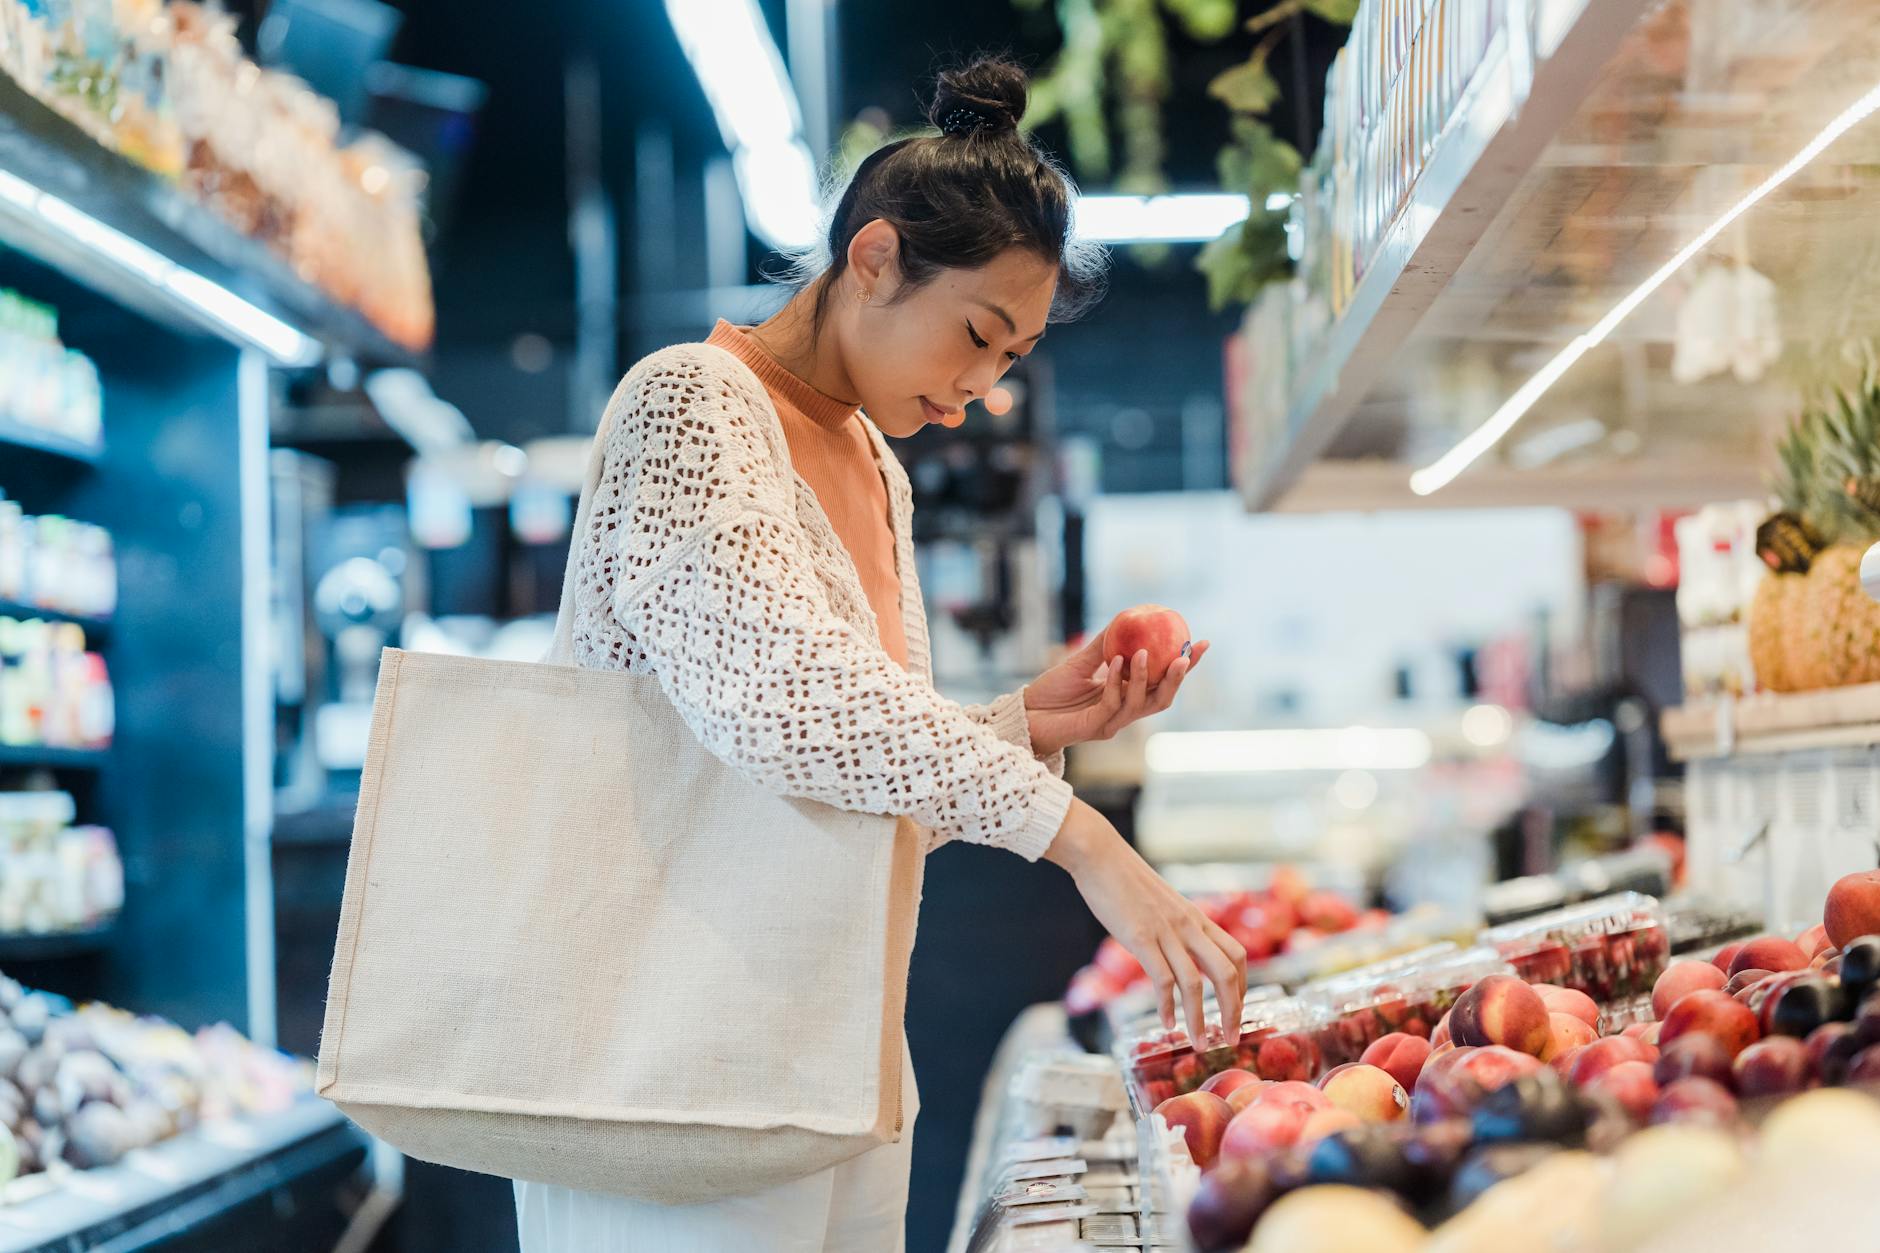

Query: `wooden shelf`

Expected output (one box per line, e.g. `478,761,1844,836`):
0,416,102,464
1663,683,1880,762
0,745,107,771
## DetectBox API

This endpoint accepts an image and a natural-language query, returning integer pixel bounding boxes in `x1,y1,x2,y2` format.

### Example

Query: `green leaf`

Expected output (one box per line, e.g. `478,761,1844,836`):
1163,0,1238,41
1208,55,1279,115
1301,0,1360,23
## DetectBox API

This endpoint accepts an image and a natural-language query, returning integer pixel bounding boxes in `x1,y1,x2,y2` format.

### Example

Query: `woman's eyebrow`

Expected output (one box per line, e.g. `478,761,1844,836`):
975,299,1047,342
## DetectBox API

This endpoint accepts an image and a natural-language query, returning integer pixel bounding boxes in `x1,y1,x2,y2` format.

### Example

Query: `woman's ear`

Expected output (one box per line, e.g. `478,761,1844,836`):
846,219,902,298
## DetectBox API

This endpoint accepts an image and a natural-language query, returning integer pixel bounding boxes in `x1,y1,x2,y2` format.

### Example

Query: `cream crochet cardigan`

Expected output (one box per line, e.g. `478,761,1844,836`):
568,342,1074,860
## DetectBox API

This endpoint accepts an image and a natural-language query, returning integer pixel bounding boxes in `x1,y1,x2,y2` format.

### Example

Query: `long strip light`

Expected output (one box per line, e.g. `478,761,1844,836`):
1144,727,1433,775
1411,79,1880,497
666,1,1261,249
0,168,321,366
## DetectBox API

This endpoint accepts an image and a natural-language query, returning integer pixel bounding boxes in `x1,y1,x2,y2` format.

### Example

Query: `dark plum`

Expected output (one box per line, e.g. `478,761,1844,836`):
1305,1125,1417,1195
1468,1071,1590,1147
1769,978,1846,1038
1840,936,1880,1001
1446,1143,1561,1213
1187,1157,1278,1252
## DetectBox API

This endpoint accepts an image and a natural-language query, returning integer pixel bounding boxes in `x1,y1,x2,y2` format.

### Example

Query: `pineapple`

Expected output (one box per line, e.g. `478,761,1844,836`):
1806,381,1880,687
1748,414,1823,692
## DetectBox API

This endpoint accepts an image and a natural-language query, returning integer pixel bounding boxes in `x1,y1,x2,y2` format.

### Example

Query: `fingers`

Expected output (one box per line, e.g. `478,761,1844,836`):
1140,943,1178,1031
1188,640,1210,669
1097,655,1125,719
1193,916,1248,1044
1148,655,1190,714
1160,933,1209,1047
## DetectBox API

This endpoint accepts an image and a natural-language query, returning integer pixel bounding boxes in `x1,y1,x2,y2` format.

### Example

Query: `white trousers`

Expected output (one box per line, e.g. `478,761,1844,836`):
512,1044,918,1252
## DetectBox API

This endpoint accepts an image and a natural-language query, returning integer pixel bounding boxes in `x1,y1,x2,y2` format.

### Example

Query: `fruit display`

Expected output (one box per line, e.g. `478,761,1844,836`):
1304,946,1513,1069
1118,998,1323,1118
0,0,433,349
0,972,311,1188
1747,385,1880,692
1480,892,1670,1004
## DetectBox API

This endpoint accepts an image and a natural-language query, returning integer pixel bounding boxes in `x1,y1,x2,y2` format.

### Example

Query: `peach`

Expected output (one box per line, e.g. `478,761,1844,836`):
1728,936,1809,977
1453,1045,1544,1095
1320,1064,1409,1123
1253,1080,1331,1113
1200,1068,1265,1101
1300,890,1359,933
1361,1033,1432,1094
1539,1011,1598,1063
1711,943,1742,973
1220,1100,1310,1161
1297,1107,1364,1144
1551,1045,1586,1080
1448,975,1551,1056
1587,1060,1658,1122
1569,1036,1658,1087
1651,1076,1738,1128
1226,1080,1274,1114
1654,1034,1736,1090
1725,968,1772,995
1534,985,1600,1029
1156,1091,1235,1169
1658,989,1760,1059
1795,924,1832,959
1825,869,1880,949
1430,1012,1452,1049
1732,1036,1812,1099
1100,604,1191,685
1805,1022,1860,1086
1653,961,1728,1020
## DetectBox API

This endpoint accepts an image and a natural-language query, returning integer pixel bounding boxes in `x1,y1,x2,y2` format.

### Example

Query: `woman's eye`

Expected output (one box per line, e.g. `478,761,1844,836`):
966,321,987,349
1005,351,1021,364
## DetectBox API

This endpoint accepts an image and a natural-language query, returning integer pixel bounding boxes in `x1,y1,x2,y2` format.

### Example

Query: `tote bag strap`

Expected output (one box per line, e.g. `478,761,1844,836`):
543,388,619,666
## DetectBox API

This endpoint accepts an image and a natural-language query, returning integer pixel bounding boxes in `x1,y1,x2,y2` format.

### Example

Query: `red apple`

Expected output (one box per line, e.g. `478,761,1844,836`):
1361,1033,1433,1094
1099,604,1192,684
1156,1091,1234,1169
1728,936,1809,977
1533,985,1600,1029
1653,961,1729,1020
1826,871,1880,949
1658,989,1760,1059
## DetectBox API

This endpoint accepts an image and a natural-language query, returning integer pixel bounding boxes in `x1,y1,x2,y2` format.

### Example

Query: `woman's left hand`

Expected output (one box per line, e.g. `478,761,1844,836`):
1024,635,1210,759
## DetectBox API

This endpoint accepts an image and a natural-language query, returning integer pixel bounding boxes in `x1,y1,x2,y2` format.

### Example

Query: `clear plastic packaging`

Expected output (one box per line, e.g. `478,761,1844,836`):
1009,1053,1127,1140
1114,997,1319,1118
1666,898,1764,955
1481,892,1671,1003
1248,904,1480,990
1305,945,1514,1069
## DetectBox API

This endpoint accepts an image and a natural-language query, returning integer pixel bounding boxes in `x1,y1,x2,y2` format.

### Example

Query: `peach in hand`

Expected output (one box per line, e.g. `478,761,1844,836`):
1099,604,1192,685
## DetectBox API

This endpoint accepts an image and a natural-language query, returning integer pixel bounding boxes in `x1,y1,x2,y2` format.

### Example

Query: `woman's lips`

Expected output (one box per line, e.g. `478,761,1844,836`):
920,396,962,426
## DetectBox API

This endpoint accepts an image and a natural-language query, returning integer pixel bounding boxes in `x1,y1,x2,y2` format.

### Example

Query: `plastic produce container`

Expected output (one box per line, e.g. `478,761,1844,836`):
1304,945,1514,1069
1115,997,1319,1117
1481,892,1671,1003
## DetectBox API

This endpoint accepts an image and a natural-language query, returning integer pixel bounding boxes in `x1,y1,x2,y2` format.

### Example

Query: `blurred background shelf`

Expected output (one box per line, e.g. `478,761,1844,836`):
0,920,118,962
1664,682,1880,761
0,416,102,464
0,746,107,772
0,600,110,636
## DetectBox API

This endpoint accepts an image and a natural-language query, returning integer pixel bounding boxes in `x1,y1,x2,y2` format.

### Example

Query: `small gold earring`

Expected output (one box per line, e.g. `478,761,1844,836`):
857,289,872,303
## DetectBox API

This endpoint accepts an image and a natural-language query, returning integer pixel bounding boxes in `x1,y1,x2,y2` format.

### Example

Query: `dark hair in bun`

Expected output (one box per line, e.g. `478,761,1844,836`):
789,54,1106,332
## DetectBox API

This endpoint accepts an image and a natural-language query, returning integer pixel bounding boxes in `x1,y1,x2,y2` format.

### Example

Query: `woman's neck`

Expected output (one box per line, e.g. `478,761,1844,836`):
749,280,862,406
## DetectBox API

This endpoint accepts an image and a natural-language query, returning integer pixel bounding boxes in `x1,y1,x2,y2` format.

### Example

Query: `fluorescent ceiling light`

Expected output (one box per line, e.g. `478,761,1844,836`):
1144,727,1433,775
1411,78,1880,497
1075,193,1252,243
0,170,321,366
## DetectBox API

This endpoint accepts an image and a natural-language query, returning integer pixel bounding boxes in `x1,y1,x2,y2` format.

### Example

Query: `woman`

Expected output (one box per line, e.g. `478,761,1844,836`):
514,55,1246,1252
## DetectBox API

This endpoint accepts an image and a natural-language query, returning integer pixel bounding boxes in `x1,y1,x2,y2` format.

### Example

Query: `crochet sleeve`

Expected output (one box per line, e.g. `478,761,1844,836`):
961,691,1067,779
603,348,1074,859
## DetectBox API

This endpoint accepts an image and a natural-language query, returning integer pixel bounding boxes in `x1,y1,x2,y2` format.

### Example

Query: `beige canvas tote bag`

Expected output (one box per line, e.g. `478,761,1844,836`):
316,380,924,1203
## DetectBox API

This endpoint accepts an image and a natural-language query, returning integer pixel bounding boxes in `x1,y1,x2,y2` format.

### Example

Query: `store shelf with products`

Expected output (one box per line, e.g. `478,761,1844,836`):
1664,681,1880,762
1234,0,1880,511
0,417,100,466
0,747,105,772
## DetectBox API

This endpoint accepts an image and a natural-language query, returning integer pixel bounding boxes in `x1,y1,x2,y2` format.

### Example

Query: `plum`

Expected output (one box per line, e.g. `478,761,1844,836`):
1768,977,1846,1038
1447,1142,1561,1212
1732,1036,1812,1099
1468,1070,1591,1146
1304,1124,1416,1194
1839,935,1880,1000
1805,1021,1860,1085
1187,1157,1278,1252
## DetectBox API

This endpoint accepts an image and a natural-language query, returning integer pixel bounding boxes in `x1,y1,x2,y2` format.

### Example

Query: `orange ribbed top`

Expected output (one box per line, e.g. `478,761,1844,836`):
706,319,908,669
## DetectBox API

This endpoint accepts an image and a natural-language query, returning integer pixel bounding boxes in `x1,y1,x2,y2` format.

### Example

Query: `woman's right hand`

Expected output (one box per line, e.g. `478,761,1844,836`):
1046,797,1247,1046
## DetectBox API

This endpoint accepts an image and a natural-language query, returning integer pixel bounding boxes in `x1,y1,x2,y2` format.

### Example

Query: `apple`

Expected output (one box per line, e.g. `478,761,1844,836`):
1826,871,1880,949
1098,604,1191,685
1156,1091,1234,1169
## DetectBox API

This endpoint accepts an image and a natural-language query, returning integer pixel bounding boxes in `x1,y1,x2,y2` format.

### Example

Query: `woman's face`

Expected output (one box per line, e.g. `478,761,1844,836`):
836,222,1058,439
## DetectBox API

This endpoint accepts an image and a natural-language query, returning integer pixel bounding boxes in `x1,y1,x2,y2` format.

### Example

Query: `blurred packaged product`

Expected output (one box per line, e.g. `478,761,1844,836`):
0,791,122,933
1674,502,1768,698
0,617,114,749
0,289,102,449
0,499,117,619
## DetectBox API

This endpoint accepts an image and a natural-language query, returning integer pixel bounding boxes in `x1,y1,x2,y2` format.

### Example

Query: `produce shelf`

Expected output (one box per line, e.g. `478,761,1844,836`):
0,745,107,771
1663,682,1880,761
0,417,102,465
0,600,110,637
1240,0,1651,510
0,1098,366,1253
0,921,117,962
0,72,419,368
